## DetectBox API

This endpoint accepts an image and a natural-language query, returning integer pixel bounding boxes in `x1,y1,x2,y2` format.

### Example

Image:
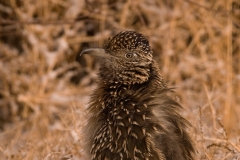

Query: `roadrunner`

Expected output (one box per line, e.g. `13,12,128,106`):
80,31,195,160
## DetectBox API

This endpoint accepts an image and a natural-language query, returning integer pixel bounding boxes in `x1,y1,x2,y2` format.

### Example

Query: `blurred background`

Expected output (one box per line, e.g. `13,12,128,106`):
0,0,240,159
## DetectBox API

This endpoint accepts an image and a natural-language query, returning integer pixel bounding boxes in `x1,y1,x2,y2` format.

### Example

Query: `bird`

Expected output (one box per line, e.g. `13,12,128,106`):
80,31,195,160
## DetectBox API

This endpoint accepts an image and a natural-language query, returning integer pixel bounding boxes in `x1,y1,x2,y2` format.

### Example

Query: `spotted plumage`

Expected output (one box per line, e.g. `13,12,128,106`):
81,31,195,160
104,31,152,56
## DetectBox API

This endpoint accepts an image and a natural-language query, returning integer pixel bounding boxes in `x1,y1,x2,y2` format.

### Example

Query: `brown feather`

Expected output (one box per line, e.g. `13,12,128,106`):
82,31,195,160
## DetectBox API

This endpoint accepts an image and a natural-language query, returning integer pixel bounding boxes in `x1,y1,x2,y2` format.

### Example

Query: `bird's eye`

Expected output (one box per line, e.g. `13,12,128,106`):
125,52,137,58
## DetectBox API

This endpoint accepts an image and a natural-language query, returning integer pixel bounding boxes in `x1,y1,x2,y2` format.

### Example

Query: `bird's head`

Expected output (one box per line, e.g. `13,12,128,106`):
80,31,153,85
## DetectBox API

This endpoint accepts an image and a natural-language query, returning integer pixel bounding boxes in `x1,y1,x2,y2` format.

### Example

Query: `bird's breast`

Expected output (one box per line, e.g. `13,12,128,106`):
89,87,164,159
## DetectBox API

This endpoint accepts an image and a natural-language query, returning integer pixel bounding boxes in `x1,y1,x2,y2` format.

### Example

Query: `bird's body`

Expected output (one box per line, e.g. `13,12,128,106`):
82,31,195,160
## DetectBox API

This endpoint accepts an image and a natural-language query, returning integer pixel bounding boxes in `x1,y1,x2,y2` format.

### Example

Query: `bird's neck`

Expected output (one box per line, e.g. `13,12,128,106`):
98,60,166,91
95,60,166,127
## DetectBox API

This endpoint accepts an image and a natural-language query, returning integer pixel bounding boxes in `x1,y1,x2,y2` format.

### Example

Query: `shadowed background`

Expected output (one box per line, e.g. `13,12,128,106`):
0,0,239,159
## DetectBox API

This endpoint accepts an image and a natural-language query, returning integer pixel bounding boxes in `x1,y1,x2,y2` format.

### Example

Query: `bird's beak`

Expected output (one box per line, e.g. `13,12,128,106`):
80,48,109,58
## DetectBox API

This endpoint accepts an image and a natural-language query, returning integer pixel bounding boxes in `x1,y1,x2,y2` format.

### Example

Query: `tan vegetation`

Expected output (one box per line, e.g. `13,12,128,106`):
0,0,239,159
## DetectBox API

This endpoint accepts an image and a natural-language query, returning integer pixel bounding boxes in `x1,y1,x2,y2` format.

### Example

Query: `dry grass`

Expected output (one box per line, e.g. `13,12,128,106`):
0,0,240,159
